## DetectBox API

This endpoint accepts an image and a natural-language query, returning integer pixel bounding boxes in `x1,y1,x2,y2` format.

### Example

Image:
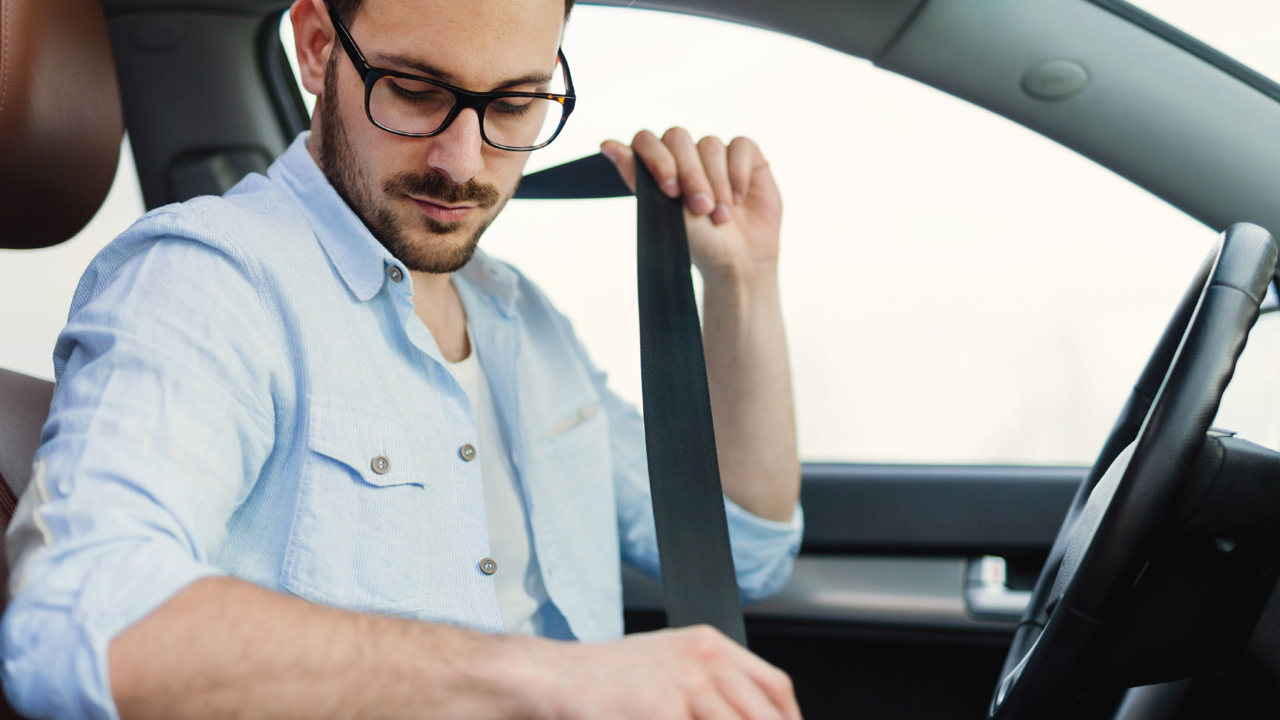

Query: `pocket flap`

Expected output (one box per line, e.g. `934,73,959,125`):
308,400,425,487
538,402,601,443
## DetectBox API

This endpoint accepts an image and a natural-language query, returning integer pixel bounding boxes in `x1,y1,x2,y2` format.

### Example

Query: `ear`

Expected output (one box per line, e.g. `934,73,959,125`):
289,0,334,97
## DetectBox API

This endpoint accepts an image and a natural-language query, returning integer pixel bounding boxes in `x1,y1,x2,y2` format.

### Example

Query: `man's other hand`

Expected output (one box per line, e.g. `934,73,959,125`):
602,129,783,285
542,625,802,720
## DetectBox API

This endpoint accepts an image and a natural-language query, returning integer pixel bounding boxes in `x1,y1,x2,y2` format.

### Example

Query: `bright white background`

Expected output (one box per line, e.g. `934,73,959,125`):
3,1,1278,466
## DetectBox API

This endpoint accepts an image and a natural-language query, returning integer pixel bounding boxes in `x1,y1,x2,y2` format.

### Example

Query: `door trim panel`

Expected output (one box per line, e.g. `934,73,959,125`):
625,556,1019,633
800,463,1081,555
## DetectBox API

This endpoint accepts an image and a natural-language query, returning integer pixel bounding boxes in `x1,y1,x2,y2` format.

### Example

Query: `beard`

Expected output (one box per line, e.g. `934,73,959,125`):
316,56,505,274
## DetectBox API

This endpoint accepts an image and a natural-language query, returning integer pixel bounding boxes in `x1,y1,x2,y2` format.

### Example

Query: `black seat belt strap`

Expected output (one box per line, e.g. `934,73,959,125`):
515,154,748,645
634,161,747,646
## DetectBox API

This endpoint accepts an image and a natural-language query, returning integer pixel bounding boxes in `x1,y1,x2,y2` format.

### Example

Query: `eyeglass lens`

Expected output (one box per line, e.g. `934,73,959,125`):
369,76,567,149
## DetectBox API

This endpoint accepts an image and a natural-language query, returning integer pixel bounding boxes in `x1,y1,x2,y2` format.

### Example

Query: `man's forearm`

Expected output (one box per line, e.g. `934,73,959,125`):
700,263,800,522
107,576,801,720
109,576,548,720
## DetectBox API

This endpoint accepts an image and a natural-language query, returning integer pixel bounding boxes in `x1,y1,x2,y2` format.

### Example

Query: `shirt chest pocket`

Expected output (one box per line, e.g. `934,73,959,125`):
281,401,431,615
530,402,614,527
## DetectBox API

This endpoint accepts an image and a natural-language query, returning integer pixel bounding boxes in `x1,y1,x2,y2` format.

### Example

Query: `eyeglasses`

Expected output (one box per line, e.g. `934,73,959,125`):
327,5,576,152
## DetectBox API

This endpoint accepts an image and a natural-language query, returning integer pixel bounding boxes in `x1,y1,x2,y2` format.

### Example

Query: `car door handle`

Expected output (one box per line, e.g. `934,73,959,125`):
965,555,1031,621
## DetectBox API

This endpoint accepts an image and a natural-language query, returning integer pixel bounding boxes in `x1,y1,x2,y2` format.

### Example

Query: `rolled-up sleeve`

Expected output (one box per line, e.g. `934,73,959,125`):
720,496,803,602
2,217,281,720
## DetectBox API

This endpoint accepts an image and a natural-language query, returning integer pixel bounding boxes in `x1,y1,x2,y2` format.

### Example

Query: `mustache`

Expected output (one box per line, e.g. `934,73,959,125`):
383,170,501,208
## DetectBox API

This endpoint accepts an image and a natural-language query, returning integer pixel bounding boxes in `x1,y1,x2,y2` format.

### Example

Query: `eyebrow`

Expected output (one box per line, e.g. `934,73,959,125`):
377,52,553,91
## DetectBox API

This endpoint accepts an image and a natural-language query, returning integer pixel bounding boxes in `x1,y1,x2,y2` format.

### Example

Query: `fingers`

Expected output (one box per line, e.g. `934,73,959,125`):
690,689,747,720
599,139,638,194
600,130,678,198
709,660,787,720
562,625,801,720
696,136,733,225
726,136,761,206
661,127,715,218
602,128,755,226
683,626,801,720
733,648,800,720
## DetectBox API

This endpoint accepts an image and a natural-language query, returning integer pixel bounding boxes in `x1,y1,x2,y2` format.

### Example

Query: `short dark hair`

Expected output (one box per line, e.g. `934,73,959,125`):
328,0,575,27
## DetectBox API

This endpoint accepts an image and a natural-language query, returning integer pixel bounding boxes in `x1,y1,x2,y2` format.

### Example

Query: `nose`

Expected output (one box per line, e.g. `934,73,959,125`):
425,107,486,184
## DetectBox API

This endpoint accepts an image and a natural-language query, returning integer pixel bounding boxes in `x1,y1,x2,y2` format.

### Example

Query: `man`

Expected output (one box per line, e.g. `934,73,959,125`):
2,0,803,717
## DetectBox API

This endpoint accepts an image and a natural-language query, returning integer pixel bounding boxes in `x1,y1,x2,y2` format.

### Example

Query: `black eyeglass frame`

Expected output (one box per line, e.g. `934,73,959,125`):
327,5,576,152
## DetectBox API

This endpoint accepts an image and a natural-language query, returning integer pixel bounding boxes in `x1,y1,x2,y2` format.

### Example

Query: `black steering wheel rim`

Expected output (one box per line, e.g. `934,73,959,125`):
989,222,1279,718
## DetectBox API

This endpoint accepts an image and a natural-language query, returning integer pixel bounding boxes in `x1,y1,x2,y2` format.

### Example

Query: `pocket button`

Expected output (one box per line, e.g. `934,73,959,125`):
371,455,391,474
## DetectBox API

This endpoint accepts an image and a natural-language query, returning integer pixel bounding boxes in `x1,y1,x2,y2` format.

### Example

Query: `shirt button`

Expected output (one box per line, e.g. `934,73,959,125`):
459,443,477,462
479,558,498,575
387,266,404,283
370,455,391,474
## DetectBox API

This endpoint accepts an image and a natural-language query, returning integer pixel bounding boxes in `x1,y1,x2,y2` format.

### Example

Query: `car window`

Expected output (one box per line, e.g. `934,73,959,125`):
276,7,1257,467
1125,0,1280,83
0,137,146,380
0,8,1270,466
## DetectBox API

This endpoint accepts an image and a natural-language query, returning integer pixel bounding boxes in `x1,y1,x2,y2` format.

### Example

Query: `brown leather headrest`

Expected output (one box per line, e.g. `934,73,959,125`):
0,0,123,249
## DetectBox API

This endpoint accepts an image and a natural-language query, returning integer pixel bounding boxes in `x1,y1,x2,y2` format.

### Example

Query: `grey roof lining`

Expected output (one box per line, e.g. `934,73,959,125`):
877,0,1280,236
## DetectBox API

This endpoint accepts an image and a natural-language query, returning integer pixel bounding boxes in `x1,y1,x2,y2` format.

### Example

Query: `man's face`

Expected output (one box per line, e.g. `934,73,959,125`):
313,0,565,273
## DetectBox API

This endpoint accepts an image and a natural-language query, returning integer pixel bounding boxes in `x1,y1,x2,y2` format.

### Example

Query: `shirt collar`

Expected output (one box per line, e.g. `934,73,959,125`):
269,133,400,303
269,132,520,314
457,248,520,318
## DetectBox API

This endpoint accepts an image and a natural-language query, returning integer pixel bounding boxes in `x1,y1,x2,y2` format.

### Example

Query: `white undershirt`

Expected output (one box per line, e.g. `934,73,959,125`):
448,337,549,635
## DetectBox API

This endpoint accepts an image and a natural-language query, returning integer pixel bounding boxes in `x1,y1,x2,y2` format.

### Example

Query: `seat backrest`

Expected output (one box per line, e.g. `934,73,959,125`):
0,0,122,479
0,0,123,249
0,0,123,713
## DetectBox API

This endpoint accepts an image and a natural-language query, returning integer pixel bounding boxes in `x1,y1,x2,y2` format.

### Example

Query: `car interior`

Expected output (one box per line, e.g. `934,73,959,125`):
3,0,1280,718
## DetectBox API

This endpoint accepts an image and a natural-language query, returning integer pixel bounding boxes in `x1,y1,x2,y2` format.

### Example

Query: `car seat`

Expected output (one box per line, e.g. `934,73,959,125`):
0,0,124,713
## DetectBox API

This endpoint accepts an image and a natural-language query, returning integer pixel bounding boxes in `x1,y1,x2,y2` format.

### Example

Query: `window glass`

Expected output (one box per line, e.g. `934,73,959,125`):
1123,0,1280,84
0,138,146,380
281,7,1224,466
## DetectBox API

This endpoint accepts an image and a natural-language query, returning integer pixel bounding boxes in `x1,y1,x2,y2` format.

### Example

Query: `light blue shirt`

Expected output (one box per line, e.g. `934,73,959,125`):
2,134,803,720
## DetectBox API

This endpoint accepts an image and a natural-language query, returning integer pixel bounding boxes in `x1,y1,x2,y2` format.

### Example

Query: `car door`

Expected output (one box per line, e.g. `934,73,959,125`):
473,4,1278,719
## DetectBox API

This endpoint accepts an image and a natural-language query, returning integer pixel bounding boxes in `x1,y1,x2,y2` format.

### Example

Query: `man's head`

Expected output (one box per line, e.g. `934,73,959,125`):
325,0,575,27
291,0,573,274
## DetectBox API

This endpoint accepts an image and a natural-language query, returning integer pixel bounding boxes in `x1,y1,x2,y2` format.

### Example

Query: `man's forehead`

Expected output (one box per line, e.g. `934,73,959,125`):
351,0,565,86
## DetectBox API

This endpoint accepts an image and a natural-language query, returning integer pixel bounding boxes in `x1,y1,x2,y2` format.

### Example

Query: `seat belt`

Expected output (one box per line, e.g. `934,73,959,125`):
516,156,748,645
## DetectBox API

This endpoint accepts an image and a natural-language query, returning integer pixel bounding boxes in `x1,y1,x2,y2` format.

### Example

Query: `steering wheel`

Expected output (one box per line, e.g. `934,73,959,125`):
989,222,1279,719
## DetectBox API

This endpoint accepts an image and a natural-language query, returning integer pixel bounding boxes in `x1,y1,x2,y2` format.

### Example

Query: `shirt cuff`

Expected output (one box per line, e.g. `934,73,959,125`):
3,540,224,720
723,497,804,603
